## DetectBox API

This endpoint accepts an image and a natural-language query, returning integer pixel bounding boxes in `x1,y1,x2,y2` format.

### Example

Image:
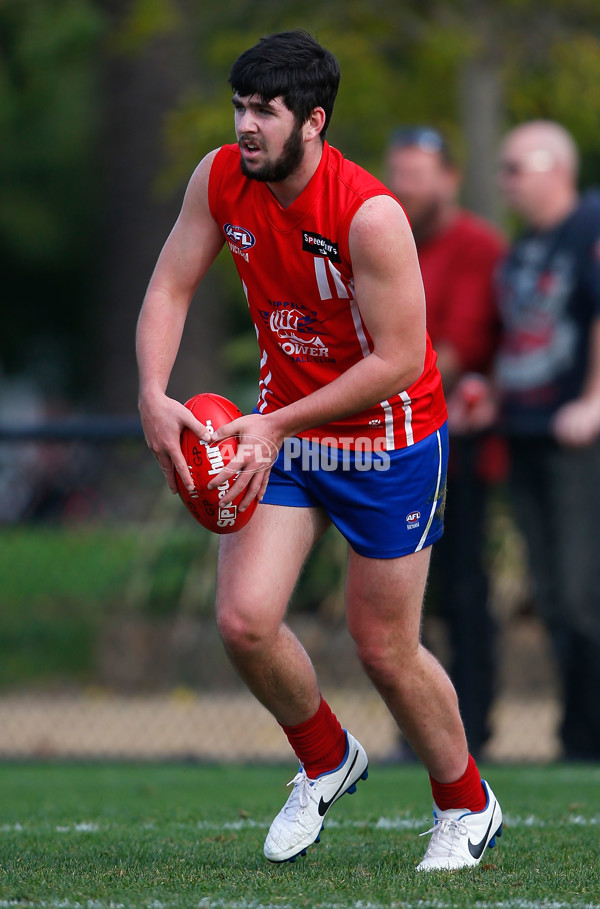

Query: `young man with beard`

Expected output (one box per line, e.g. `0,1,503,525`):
136,30,502,870
384,128,506,758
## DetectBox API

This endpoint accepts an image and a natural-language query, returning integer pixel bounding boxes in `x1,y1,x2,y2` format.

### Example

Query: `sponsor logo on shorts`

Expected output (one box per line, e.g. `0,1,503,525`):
406,511,421,529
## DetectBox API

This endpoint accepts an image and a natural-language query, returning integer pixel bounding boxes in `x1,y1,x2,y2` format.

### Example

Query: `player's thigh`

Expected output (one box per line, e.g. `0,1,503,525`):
345,545,432,651
216,502,330,631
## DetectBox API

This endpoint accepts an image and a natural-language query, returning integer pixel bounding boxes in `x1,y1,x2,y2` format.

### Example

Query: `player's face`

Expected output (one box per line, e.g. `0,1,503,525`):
385,146,456,239
233,94,305,183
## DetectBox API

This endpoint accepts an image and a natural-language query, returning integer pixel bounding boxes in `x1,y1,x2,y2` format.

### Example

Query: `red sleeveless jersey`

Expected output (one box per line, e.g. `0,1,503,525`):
208,142,446,449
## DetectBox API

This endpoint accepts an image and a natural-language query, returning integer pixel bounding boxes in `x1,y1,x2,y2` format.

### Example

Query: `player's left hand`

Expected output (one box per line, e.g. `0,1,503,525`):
551,397,600,447
207,413,283,510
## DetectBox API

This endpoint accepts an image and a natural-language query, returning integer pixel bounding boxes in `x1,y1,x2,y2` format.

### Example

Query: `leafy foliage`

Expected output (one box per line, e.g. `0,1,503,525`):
0,0,105,263
3,0,600,399
505,33,600,186
155,2,600,193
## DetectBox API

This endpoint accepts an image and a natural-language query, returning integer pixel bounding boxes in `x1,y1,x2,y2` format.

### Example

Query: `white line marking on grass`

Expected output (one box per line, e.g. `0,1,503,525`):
0,902,126,908
195,817,427,832
55,822,100,833
194,813,600,831
373,817,437,830
502,813,600,828
3,814,600,837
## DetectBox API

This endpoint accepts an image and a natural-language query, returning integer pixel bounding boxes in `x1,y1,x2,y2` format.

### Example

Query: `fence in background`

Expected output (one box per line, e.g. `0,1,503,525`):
0,418,561,763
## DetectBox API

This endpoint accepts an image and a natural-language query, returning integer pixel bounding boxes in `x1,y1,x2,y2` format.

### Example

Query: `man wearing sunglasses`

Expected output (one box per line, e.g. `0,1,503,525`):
493,120,600,761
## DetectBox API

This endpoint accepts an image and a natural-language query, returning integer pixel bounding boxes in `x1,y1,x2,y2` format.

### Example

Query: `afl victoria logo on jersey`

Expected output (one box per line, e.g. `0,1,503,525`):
223,223,256,261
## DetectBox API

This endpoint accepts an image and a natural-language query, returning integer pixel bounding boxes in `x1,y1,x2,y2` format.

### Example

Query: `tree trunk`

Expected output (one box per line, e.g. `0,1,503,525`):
97,3,227,413
458,53,503,226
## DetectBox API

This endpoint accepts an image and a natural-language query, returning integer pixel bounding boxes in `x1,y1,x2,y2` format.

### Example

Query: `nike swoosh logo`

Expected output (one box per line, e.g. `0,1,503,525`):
318,751,359,816
468,807,498,860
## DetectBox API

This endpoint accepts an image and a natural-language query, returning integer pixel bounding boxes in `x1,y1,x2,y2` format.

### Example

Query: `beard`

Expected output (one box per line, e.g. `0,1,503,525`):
240,122,305,182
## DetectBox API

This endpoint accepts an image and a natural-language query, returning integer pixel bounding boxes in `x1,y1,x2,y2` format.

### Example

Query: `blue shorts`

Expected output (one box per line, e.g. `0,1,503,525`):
262,423,448,559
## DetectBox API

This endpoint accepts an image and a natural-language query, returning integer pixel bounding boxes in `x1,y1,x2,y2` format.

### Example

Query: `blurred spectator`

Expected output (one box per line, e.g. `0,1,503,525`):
493,120,600,760
384,127,506,756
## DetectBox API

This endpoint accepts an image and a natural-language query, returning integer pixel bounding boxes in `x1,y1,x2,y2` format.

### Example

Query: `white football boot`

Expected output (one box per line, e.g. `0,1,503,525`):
264,731,369,863
416,779,503,871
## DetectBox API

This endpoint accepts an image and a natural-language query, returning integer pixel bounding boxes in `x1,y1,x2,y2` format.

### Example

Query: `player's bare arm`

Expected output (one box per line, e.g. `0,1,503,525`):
211,195,427,506
137,150,225,493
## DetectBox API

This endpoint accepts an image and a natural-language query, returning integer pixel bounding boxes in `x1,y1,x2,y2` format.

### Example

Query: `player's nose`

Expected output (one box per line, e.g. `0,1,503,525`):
237,107,258,133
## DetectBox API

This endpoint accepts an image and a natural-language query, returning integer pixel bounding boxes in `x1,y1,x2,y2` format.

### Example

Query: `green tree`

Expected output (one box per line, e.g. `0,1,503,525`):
149,0,600,383
4,0,600,407
158,1,600,211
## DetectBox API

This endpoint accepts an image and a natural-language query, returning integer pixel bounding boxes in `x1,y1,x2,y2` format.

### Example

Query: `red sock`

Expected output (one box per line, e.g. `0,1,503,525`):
429,754,487,812
280,697,347,779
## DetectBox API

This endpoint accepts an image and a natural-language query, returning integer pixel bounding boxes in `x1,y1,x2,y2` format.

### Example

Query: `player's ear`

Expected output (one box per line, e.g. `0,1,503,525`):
304,107,326,141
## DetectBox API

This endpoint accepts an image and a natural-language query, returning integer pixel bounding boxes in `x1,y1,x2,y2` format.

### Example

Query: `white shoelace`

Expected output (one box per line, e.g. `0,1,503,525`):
419,817,468,857
283,769,313,816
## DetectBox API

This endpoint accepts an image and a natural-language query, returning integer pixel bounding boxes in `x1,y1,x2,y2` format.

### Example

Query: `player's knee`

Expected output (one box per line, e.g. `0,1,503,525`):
216,607,274,656
352,625,419,689
354,636,400,688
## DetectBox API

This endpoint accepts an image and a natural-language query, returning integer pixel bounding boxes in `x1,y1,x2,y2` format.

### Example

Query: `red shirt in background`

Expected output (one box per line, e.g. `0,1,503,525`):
417,210,507,482
417,210,506,374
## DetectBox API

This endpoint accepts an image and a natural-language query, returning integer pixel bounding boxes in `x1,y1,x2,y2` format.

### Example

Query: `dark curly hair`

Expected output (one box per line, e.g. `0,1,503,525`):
229,30,340,140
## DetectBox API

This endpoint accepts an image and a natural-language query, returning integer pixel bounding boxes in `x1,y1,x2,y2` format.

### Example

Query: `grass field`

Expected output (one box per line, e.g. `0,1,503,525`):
0,762,599,909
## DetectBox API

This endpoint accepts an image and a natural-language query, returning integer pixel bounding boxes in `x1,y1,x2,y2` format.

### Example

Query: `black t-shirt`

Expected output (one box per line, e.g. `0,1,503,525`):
495,191,600,435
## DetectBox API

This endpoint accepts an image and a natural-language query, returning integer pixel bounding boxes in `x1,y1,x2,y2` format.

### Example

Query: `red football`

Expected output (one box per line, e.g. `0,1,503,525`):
175,393,258,534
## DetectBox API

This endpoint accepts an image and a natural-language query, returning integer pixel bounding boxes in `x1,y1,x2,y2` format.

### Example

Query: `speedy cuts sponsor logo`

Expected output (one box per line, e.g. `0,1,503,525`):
301,230,340,263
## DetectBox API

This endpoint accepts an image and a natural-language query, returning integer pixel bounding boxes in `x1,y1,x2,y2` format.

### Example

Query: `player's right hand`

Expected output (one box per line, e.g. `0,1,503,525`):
139,391,211,494
208,412,282,511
